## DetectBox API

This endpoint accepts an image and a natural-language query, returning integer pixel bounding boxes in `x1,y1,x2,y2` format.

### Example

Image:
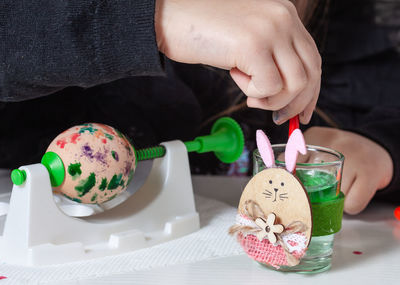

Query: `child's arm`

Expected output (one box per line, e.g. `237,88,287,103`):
304,122,397,214
2,0,321,125
155,0,322,125
0,1,165,101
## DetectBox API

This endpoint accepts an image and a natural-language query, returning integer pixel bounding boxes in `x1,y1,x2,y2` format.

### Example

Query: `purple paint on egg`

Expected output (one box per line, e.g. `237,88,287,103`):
82,144,94,159
124,161,133,176
94,151,108,166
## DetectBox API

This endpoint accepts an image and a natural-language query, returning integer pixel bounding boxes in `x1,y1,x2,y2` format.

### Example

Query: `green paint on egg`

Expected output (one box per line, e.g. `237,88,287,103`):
68,162,82,180
111,151,118,161
107,174,123,190
115,128,124,138
79,126,98,134
120,179,125,188
99,178,108,191
75,173,96,197
108,194,117,201
105,133,114,140
63,194,82,203
91,193,98,202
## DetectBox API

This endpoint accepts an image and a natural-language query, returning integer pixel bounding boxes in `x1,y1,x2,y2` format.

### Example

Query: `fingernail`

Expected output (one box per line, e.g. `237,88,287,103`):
272,111,280,124
272,110,286,125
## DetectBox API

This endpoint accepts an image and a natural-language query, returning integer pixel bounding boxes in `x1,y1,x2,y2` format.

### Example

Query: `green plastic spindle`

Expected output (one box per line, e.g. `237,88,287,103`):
135,117,244,164
135,145,167,161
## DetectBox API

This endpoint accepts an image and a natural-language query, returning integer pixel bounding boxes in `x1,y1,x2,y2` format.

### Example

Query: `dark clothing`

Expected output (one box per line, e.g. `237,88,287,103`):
0,0,164,101
0,0,399,202
316,0,400,201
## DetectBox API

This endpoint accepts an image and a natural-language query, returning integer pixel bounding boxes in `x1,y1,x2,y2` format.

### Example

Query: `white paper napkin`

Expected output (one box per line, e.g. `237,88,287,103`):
0,195,242,284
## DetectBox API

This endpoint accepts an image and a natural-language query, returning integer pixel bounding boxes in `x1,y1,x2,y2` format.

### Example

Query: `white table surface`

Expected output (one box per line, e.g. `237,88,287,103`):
0,171,399,284
54,175,400,285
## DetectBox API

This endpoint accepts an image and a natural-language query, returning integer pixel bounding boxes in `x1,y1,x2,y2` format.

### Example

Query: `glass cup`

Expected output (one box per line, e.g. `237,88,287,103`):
253,144,345,273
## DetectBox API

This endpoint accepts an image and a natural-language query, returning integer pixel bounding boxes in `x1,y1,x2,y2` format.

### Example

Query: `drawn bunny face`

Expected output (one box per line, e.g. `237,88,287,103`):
261,168,296,203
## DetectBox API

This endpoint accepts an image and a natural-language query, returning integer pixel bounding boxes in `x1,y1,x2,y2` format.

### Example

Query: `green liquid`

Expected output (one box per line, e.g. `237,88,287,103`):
295,169,338,203
278,169,339,273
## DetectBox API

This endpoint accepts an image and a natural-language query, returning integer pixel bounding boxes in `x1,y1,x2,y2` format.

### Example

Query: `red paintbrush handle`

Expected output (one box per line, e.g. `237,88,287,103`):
289,115,299,136
288,115,300,174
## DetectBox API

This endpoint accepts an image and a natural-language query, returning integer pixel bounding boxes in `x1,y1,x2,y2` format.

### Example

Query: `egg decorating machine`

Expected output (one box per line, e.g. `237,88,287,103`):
0,117,244,266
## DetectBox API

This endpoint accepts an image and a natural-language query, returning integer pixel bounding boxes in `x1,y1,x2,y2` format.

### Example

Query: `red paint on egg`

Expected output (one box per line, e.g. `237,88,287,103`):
352,251,363,255
102,138,107,144
70,133,80,144
56,138,67,149
98,124,116,135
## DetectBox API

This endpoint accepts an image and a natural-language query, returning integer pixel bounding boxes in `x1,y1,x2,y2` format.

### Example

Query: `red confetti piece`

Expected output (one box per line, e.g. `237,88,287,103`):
353,251,363,255
0,276,7,280
394,207,400,221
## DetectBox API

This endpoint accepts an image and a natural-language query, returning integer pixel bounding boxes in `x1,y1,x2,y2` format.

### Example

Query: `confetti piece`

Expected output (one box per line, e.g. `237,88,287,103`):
394,206,400,221
352,251,363,255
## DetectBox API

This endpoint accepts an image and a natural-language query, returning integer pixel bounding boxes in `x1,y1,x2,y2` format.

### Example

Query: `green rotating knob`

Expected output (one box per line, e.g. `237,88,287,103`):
11,169,26,185
41,152,65,187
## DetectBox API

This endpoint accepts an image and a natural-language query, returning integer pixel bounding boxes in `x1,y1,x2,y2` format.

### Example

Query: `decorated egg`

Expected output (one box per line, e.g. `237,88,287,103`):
46,123,136,204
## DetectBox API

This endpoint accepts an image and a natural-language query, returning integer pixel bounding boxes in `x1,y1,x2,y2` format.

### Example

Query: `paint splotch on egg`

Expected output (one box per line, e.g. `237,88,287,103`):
46,123,136,204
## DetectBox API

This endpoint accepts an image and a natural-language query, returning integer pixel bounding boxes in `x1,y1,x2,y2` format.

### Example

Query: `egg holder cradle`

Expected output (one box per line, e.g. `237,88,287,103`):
0,118,244,266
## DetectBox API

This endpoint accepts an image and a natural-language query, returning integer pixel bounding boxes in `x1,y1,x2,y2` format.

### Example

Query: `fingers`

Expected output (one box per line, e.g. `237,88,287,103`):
247,80,315,125
344,176,378,215
299,80,320,124
249,43,309,119
245,40,321,124
230,51,283,97
340,167,356,197
272,80,316,124
271,44,308,106
293,34,322,123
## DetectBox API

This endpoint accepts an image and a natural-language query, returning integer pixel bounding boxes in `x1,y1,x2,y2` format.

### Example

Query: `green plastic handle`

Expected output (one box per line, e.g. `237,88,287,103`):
184,117,244,163
137,117,245,164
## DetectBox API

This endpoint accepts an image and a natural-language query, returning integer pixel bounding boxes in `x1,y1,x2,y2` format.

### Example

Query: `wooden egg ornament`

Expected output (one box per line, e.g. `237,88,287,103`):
46,123,136,204
230,129,312,269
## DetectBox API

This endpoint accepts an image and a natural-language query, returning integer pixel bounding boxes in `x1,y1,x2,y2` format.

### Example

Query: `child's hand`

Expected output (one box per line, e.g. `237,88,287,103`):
155,0,321,124
304,127,394,214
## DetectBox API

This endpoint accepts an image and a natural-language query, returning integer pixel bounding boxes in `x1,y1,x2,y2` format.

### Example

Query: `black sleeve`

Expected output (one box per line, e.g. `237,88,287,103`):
0,0,164,102
348,107,400,202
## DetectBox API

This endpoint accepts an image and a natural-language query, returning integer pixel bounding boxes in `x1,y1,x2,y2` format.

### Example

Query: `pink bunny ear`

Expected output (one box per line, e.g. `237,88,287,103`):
285,129,307,173
256,130,275,168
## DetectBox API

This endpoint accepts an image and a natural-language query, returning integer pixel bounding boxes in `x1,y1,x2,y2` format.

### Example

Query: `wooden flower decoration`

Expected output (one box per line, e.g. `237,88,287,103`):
255,213,284,243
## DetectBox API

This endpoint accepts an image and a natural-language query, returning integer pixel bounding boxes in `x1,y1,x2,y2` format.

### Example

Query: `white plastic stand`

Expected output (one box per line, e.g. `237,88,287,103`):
0,140,200,266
